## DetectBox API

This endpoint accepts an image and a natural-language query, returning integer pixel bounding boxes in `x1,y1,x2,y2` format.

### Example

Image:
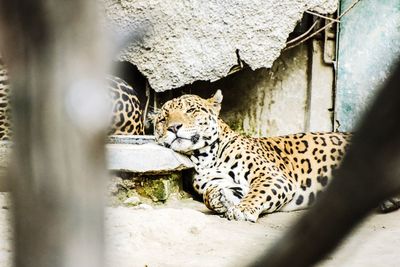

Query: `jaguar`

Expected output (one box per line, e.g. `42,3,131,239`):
153,90,353,222
0,58,144,140
106,75,144,136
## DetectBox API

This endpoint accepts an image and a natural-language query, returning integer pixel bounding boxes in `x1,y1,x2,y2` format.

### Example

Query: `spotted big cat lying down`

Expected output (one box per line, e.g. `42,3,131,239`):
154,90,354,222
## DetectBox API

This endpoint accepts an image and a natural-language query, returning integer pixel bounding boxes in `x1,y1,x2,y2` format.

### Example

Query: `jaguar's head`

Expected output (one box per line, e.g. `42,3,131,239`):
154,90,223,154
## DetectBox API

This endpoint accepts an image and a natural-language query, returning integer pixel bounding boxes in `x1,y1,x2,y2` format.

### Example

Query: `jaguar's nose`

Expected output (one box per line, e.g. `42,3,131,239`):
167,123,182,134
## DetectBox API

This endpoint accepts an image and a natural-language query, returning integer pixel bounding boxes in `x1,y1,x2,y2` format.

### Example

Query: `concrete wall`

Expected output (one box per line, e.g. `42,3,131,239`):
221,44,311,136
158,40,335,137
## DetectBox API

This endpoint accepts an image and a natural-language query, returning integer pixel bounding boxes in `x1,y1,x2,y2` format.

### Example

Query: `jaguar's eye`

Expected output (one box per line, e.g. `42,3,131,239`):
158,117,166,123
187,108,196,113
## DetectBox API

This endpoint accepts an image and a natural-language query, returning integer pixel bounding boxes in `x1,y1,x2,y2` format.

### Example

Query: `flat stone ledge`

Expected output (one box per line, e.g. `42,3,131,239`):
0,139,194,174
107,135,156,145
106,143,194,173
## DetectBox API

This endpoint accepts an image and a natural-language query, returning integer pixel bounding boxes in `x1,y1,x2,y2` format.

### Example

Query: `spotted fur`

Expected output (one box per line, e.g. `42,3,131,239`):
154,90,351,222
107,75,144,135
0,59,144,140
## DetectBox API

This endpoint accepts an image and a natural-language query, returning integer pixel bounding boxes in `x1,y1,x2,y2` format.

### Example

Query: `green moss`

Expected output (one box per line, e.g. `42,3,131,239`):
108,172,186,205
137,178,171,202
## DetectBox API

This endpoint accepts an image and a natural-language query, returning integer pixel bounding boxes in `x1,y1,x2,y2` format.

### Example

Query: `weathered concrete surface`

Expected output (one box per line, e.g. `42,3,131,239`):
235,44,309,136
309,40,335,132
106,143,193,173
104,0,338,92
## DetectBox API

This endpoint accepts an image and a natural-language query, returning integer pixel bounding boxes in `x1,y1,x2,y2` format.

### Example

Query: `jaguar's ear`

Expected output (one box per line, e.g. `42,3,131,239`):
208,89,223,114
211,89,223,104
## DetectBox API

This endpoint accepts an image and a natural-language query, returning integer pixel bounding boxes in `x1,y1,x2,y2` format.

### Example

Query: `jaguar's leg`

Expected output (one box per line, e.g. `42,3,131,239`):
193,171,248,214
203,183,247,213
225,174,295,222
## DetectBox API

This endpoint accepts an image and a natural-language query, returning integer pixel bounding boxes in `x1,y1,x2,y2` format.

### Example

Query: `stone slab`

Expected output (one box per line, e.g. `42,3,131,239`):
0,141,193,174
104,0,338,91
106,143,194,173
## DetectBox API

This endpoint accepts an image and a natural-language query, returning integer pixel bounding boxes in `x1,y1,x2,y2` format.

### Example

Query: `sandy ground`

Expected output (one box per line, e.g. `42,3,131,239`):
1,192,399,267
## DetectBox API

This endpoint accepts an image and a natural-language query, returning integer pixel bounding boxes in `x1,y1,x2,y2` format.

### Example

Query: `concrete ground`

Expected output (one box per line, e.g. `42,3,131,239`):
1,192,399,267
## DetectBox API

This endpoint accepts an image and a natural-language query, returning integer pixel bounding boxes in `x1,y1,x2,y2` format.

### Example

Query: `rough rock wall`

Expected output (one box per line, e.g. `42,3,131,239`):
104,0,338,92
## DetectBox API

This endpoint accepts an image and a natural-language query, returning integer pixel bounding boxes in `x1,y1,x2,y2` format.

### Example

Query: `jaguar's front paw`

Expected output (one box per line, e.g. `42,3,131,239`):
225,205,258,223
204,185,239,214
